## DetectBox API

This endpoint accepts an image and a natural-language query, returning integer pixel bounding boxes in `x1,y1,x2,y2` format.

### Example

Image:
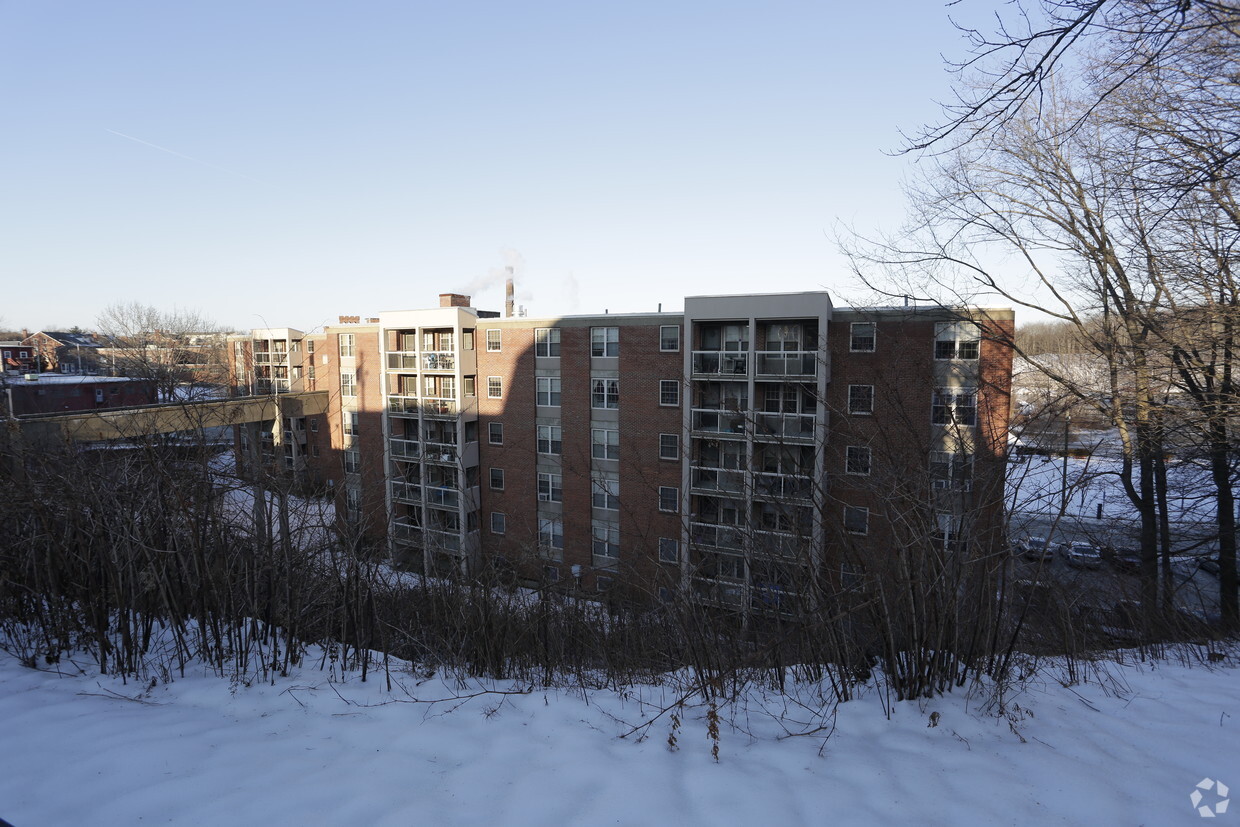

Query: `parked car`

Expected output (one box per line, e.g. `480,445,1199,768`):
1198,556,1221,576
1105,547,1142,574
1021,536,1054,561
1064,540,1103,569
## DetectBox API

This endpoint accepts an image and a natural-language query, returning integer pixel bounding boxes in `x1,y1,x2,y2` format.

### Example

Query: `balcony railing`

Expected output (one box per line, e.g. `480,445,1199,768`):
255,380,291,394
392,519,422,546
421,351,456,371
691,577,746,608
389,437,422,460
425,486,460,509
388,395,420,415
390,481,421,504
424,529,462,552
753,413,816,441
691,408,747,435
421,442,458,464
420,398,458,417
690,522,745,551
692,351,749,376
751,529,809,558
754,350,817,378
386,352,419,370
753,472,814,500
690,466,746,494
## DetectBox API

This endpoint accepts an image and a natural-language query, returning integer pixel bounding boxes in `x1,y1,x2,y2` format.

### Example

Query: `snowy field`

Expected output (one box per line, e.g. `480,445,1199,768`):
1,650,1237,825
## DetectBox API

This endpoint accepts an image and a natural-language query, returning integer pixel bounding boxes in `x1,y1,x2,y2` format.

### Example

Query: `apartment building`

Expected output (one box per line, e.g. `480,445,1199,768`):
229,290,1014,605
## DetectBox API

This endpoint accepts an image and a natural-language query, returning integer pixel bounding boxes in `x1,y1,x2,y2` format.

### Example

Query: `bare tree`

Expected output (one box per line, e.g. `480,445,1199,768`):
96,302,230,401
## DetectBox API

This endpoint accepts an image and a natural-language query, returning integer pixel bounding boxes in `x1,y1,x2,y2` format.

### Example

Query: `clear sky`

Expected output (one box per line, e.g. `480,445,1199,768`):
2,1,971,333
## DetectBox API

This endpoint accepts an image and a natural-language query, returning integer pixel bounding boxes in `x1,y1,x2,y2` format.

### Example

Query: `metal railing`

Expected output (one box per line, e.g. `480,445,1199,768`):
386,352,418,370
691,408,747,435
388,395,420,414
421,351,456,371
692,351,749,376
390,481,421,503
690,466,745,494
754,350,817,377
389,437,421,459
753,472,814,500
753,413,816,441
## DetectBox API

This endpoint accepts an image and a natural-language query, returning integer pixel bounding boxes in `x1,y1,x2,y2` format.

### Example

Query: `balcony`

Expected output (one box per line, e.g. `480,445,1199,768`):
690,522,745,551
421,351,456,371
691,409,747,436
425,485,460,509
255,380,291,394
386,352,419,370
753,413,816,442
754,351,817,378
389,437,422,460
388,395,420,415
421,398,459,418
390,481,422,504
753,472,814,501
690,466,745,495
392,519,423,546
751,529,809,558
692,351,749,376
421,442,458,464
424,529,462,552
691,577,746,608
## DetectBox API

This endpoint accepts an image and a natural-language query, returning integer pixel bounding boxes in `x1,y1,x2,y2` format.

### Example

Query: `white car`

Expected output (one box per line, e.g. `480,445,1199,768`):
1065,541,1102,569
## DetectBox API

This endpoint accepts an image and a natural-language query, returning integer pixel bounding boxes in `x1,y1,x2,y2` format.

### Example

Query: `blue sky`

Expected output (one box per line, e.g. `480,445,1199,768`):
3,2,970,332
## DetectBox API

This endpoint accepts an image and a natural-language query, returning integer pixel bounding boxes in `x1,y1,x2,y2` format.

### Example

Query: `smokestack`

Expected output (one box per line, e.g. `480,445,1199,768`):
505,269,515,318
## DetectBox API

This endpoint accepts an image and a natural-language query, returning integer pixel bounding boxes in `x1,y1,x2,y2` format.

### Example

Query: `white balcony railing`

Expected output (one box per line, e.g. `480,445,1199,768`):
692,351,749,376
421,351,456,371
752,472,814,500
754,350,817,377
388,395,420,415
690,466,745,494
386,352,418,370
390,481,422,504
753,413,816,441
691,408,747,435
690,522,745,551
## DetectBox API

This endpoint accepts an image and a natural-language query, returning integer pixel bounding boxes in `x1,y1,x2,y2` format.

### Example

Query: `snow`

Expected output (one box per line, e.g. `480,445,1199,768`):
1,649,1236,825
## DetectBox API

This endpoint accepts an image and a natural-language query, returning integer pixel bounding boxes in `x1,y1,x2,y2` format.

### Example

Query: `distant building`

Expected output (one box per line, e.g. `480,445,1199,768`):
21,331,104,373
0,341,35,373
3,374,156,416
228,291,1015,605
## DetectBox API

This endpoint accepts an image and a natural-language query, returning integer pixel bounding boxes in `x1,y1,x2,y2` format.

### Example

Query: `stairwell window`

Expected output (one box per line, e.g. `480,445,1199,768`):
340,371,357,398
338,333,355,357
932,388,978,426
591,378,619,409
934,322,980,361
591,327,619,357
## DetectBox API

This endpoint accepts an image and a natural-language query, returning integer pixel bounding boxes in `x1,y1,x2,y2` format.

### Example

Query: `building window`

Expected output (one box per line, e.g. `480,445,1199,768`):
659,380,679,406
658,486,678,513
308,364,316,381
592,522,620,565
535,328,561,357
344,411,359,436
537,424,562,455
932,388,978,426
307,340,315,354
592,475,619,510
659,433,679,460
660,325,680,352
491,512,506,535
931,451,974,491
338,333,355,357
935,321,981,360
490,468,505,491
591,378,619,409
844,505,869,535
536,377,562,407
340,371,357,398
487,376,503,399
591,428,619,460
850,322,876,352
537,472,563,503
309,418,318,433
658,537,679,564
847,384,873,415
489,422,504,444
936,513,966,552
344,449,361,474
845,446,871,476
591,326,619,357
345,486,361,522
485,329,502,351
539,518,565,559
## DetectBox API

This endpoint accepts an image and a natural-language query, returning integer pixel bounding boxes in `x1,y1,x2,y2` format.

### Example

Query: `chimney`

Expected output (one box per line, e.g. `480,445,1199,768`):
439,293,471,308
505,269,515,318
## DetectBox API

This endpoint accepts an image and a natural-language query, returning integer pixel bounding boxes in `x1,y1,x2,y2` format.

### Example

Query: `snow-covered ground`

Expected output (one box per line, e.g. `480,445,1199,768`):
1,650,1236,825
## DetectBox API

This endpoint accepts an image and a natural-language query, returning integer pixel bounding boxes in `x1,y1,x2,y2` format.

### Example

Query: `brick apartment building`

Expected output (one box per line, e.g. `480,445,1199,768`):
229,290,1014,607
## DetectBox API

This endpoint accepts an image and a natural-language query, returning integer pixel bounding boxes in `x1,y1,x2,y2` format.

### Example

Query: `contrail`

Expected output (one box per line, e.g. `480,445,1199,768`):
105,128,266,184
